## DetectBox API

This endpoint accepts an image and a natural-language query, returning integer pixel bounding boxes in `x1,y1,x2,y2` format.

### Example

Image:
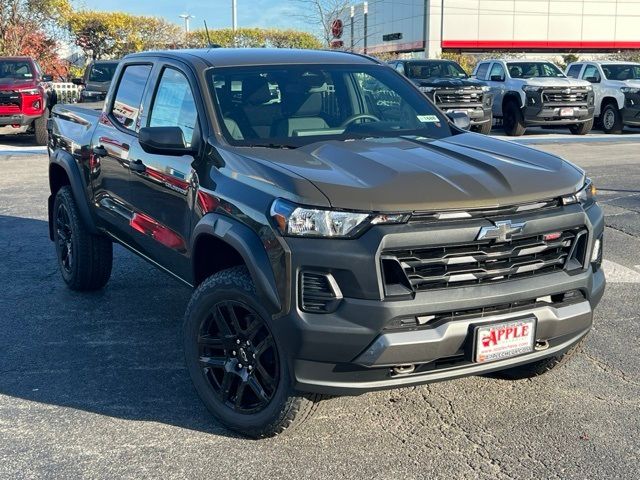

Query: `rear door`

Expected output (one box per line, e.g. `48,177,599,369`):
90,62,153,242
125,60,204,281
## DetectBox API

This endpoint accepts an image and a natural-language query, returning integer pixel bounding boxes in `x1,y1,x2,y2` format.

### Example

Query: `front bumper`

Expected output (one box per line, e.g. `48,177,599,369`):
274,203,605,395
623,92,640,126
440,105,492,125
522,90,594,125
0,113,40,127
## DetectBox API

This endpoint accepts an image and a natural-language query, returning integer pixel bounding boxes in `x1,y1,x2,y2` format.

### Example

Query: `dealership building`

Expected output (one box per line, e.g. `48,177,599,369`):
336,0,640,58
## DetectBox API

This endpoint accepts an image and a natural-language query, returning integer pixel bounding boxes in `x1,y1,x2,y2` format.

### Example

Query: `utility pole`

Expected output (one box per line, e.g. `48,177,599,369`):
350,6,355,52
363,1,368,54
232,0,238,32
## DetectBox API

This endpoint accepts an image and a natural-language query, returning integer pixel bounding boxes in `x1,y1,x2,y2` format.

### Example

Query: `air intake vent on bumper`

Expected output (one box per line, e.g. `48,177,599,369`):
300,272,342,313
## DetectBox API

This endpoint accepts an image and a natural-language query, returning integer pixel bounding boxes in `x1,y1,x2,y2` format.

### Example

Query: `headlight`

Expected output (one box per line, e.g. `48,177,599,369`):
82,90,101,97
621,87,640,94
562,179,596,207
481,86,491,92
584,85,593,91
419,86,436,93
270,199,408,238
18,88,40,95
522,85,542,93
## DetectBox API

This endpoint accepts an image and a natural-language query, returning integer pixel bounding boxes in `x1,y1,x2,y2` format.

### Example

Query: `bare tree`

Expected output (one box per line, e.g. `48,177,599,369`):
294,0,350,47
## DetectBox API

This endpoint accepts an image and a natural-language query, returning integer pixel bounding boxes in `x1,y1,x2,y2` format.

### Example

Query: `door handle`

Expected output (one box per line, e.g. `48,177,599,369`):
129,159,146,173
92,145,108,157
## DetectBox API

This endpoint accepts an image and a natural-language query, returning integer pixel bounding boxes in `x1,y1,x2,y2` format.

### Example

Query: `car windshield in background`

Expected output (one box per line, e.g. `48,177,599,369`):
507,62,565,78
89,63,118,82
0,60,34,81
406,61,467,79
602,64,640,81
207,64,452,148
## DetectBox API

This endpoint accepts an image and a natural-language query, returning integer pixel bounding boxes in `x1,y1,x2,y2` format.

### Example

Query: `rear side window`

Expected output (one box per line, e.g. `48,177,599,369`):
566,64,582,79
149,68,199,146
475,62,490,80
111,64,152,132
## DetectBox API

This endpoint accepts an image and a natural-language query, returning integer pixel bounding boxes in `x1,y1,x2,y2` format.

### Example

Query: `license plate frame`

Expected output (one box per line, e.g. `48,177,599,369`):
473,317,537,364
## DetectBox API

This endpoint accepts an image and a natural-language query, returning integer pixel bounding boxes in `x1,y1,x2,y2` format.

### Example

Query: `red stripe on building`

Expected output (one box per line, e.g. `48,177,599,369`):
442,40,640,50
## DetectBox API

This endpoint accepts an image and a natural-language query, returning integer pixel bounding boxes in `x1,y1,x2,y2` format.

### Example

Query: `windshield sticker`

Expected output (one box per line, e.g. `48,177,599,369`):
418,115,439,123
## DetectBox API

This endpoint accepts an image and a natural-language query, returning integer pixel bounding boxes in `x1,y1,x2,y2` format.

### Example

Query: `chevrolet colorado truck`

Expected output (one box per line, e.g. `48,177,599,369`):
48,49,605,438
566,61,640,134
473,59,595,136
0,56,55,145
390,59,494,134
72,60,120,104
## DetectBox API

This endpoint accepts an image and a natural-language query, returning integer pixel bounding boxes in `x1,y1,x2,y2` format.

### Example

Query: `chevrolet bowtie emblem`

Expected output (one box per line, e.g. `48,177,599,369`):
477,220,526,243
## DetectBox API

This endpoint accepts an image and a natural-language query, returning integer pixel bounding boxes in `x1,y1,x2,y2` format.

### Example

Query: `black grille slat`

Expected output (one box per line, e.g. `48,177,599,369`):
542,88,589,105
434,88,483,106
383,229,582,292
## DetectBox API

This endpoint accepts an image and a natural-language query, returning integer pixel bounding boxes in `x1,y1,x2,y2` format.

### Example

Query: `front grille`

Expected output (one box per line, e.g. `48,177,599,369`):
542,88,589,104
382,228,585,292
0,91,21,108
435,88,483,106
409,199,560,223
299,272,341,313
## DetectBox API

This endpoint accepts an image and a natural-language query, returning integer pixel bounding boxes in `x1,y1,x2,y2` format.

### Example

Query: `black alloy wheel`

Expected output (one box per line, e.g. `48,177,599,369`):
55,202,74,275
198,300,279,414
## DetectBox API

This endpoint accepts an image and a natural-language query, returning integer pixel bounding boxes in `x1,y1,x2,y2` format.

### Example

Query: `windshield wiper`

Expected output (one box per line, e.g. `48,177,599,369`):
244,142,298,149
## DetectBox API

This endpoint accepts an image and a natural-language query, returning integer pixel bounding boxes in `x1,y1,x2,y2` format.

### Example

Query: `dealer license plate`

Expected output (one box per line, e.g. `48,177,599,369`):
560,107,575,117
474,317,536,363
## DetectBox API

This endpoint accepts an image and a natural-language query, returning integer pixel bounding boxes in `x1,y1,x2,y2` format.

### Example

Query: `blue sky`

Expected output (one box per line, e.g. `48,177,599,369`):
78,0,314,31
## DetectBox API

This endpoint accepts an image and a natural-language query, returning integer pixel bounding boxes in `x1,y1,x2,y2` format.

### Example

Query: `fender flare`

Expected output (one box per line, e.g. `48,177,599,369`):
503,91,523,109
192,213,282,314
48,148,97,239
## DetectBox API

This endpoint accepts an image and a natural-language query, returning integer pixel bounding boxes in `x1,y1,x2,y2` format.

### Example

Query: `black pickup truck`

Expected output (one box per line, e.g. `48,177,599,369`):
48,48,605,438
390,59,494,134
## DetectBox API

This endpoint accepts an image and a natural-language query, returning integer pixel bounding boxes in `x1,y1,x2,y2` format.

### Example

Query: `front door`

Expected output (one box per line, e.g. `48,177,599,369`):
125,64,202,282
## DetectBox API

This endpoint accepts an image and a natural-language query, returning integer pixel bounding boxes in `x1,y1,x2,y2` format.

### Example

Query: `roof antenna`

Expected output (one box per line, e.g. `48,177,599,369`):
203,20,220,48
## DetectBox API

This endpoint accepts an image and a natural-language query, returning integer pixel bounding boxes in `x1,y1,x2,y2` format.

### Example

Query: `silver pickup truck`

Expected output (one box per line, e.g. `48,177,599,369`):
473,59,595,136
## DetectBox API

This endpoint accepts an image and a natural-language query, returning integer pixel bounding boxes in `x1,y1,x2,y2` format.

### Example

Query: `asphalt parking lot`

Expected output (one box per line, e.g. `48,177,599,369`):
0,131,639,479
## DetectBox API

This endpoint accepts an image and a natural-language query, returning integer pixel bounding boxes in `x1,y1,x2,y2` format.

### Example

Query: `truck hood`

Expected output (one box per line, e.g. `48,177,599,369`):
607,79,640,88
411,78,483,89
0,78,37,91
241,133,584,212
510,77,591,88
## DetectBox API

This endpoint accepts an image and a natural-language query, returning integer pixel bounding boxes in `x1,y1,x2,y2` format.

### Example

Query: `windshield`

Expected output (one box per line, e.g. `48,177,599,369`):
602,64,640,81
406,61,467,79
0,60,34,81
507,62,565,78
88,62,118,82
207,64,452,148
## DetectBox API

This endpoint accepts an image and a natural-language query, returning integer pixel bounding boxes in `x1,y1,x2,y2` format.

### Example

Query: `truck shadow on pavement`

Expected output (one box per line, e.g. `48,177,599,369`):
0,214,241,438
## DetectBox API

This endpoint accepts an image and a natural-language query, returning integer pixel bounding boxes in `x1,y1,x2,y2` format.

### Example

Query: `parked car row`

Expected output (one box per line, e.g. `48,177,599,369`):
391,57,640,137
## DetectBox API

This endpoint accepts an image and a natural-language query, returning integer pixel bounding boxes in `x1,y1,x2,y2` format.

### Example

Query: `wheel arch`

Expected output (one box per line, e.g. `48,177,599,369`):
503,91,523,109
48,149,97,240
191,214,281,315
600,96,621,112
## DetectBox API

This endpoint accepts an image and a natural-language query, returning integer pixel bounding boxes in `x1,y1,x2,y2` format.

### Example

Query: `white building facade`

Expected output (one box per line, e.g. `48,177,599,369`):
336,0,640,58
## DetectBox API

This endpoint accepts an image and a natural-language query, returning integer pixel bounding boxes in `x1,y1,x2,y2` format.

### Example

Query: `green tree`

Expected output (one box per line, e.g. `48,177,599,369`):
187,27,322,50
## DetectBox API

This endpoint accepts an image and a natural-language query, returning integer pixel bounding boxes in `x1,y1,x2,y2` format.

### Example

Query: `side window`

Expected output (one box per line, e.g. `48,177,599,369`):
489,62,505,81
582,64,600,82
475,62,490,80
149,68,199,145
566,64,582,79
111,64,152,132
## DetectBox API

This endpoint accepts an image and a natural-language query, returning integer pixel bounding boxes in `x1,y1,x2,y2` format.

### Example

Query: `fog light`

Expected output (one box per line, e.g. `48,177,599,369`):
591,238,601,263
33,100,41,110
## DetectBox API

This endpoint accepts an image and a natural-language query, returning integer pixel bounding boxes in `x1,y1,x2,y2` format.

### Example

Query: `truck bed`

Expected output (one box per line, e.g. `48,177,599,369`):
49,103,103,153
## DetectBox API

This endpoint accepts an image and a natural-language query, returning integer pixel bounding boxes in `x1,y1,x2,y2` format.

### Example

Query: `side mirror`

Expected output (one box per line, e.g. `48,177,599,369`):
42,74,53,82
585,76,600,84
71,78,84,86
490,75,504,82
139,126,194,156
447,111,471,131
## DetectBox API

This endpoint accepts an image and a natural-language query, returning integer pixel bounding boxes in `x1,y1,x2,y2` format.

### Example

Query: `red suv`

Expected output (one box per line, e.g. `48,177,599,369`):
0,56,56,145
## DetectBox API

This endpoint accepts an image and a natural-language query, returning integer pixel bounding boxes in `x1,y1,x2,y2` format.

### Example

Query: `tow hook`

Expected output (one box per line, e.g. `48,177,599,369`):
392,364,416,375
535,340,550,351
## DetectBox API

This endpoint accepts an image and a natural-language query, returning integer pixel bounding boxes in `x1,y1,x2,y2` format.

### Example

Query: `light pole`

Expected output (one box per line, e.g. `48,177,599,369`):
363,2,368,55
232,0,237,32
179,13,195,34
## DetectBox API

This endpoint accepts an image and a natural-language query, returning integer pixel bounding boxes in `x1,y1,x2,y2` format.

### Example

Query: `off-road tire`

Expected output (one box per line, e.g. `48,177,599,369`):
53,186,112,290
33,108,49,146
492,337,586,380
601,102,623,134
569,117,594,135
503,101,526,136
183,266,324,438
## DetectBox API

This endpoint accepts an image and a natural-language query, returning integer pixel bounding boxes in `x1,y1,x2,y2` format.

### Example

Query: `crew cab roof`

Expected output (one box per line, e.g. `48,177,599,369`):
123,48,380,68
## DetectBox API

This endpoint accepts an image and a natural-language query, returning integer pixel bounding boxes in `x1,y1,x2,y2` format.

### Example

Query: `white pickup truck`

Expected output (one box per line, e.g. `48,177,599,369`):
565,61,640,134
473,59,595,136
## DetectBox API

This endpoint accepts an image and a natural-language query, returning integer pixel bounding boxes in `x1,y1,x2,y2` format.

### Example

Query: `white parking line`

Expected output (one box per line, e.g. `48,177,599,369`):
602,260,640,283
